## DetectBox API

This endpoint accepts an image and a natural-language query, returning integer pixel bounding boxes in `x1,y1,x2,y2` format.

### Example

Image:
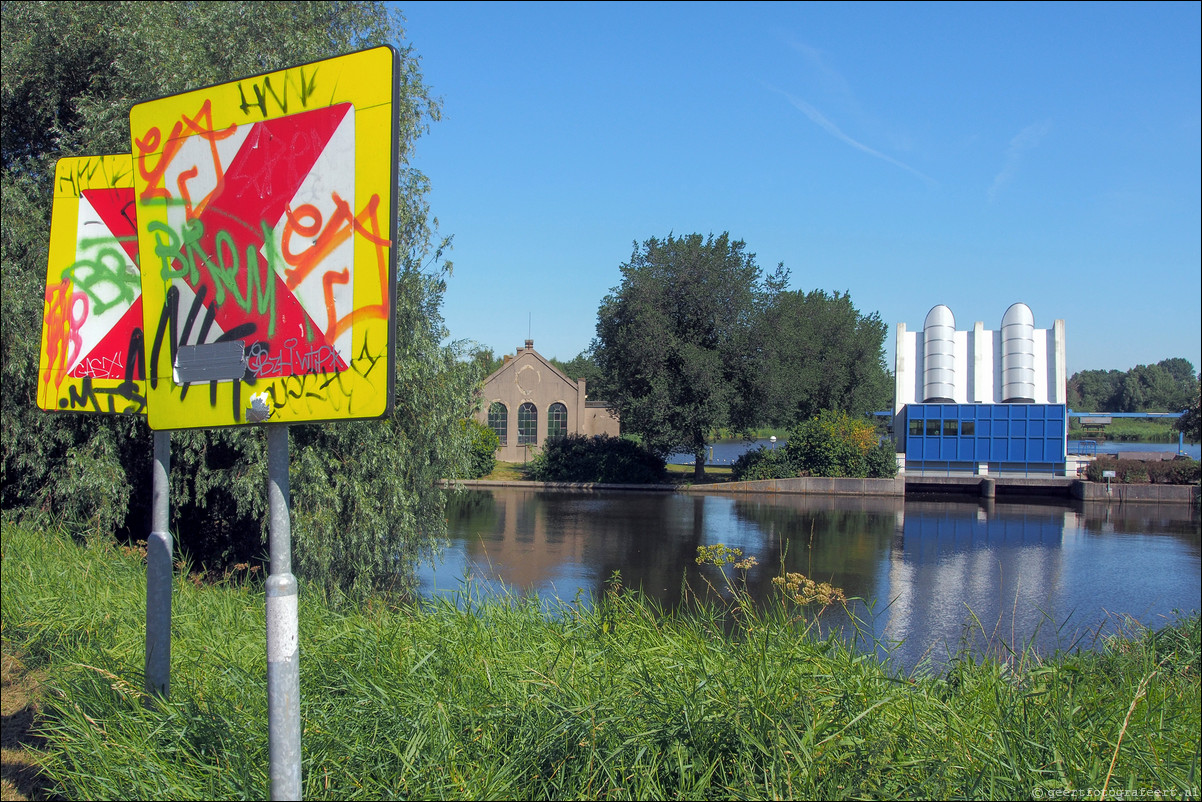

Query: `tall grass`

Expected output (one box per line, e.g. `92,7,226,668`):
3,522,1199,800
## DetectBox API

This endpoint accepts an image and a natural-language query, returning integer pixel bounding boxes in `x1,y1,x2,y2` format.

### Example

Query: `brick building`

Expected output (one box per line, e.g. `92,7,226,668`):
477,340,620,462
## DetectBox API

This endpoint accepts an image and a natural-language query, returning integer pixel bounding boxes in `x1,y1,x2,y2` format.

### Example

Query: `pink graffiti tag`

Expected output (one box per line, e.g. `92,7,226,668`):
42,279,88,391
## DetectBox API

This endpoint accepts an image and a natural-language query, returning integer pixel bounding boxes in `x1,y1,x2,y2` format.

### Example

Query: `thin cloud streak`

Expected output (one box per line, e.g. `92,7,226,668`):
989,121,1052,201
777,89,936,185
786,39,857,103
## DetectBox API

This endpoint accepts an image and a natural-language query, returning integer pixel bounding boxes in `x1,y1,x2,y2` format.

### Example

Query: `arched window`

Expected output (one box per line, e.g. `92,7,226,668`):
547,402,568,440
518,402,538,445
487,402,508,445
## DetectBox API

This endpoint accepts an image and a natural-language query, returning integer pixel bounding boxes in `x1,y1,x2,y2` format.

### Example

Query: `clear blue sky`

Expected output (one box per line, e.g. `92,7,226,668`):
395,1,1201,376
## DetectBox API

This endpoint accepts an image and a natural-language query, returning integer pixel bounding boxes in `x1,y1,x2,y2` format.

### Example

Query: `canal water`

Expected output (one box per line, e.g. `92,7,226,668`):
421,488,1201,674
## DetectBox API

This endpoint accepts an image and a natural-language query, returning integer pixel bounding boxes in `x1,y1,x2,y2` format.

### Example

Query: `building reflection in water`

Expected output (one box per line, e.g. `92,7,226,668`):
880,497,1200,669
425,488,1200,671
882,499,1068,667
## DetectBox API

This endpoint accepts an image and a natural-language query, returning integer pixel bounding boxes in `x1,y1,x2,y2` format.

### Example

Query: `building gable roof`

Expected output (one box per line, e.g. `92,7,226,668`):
481,341,579,391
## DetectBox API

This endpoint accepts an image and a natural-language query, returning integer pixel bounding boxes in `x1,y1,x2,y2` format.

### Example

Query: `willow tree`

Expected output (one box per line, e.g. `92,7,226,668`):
1,1,477,601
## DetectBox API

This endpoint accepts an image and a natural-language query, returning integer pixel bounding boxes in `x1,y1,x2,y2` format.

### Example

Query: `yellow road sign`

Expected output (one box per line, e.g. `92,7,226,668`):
130,46,398,429
38,154,147,415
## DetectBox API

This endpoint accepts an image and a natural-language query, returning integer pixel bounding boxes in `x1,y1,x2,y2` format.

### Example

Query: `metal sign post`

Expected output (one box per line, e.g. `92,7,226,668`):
36,155,173,701
145,430,172,698
266,424,301,799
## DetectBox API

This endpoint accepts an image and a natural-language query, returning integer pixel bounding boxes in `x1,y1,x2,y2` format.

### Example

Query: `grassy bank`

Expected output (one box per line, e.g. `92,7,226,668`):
476,462,734,484
706,427,791,441
477,460,530,482
1068,418,1183,442
2,523,1199,800
665,463,733,483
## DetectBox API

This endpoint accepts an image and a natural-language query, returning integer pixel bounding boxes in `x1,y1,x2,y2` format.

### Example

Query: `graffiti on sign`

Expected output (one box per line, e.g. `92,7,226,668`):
38,154,147,415
130,46,398,429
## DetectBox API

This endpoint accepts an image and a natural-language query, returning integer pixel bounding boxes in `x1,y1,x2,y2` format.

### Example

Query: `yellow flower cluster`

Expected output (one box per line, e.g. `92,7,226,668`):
695,544,758,570
771,572,847,606
817,412,877,455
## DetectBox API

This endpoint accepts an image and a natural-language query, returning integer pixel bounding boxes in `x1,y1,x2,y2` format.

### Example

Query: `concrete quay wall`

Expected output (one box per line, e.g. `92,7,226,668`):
444,477,906,496
686,476,906,496
1070,481,1199,504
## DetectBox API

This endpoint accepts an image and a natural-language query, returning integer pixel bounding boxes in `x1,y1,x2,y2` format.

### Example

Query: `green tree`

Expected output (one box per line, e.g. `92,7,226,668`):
593,233,776,479
1157,357,1197,389
754,288,892,426
1118,361,1195,413
1,1,476,601
1174,379,1201,442
551,349,606,399
1068,368,1123,412
1068,360,1196,413
468,345,505,377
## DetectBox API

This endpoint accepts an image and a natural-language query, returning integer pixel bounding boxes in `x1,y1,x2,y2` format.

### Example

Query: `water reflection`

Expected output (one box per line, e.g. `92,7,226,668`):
881,499,1070,667
724,494,903,605
423,488,1201,672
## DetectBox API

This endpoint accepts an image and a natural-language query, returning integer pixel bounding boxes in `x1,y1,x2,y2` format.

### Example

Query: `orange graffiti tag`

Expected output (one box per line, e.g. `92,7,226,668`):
280,192,392,343
321,267,351,338
133,99,236,218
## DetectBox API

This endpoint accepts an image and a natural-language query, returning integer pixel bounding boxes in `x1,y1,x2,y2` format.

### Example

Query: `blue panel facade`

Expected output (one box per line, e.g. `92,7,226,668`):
904,404,1066,465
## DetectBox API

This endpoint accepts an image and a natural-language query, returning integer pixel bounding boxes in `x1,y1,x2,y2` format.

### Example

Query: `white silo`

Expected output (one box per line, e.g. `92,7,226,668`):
1001,302,1036,403
922,305,956,403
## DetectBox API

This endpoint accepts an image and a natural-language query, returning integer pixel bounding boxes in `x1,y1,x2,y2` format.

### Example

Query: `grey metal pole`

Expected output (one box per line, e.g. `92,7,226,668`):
145,430,172,699
266,424,301,800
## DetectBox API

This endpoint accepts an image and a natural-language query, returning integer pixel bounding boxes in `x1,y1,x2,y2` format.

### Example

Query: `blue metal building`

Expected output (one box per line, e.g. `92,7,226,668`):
894,304,1069,476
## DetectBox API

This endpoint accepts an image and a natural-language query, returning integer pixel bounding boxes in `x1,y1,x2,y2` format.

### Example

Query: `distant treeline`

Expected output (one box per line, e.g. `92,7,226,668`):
1068,358,1197,414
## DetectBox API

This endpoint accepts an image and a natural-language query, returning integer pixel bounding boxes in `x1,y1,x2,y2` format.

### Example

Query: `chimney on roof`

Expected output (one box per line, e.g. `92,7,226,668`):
524,339,534,351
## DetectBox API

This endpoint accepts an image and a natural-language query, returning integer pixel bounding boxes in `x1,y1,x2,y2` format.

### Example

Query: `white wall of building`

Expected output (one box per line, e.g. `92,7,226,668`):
894,305,1066,411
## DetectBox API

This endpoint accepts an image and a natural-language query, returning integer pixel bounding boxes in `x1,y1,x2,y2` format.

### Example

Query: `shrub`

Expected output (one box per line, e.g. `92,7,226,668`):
1085,457,1200,485
56,434,132,538
462,419,499,479
1087,458,1142,483
731,447,795,481
865,439,899,479
730,435,897,482
525,434,665,484
1150,458,1201,485
786,410,880,478
1085,458,1116,483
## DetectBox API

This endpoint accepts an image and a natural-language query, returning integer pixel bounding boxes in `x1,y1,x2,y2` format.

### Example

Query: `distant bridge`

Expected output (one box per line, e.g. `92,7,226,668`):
874,410,1186,423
